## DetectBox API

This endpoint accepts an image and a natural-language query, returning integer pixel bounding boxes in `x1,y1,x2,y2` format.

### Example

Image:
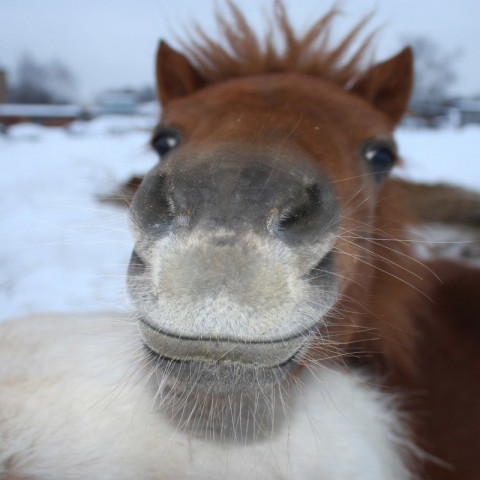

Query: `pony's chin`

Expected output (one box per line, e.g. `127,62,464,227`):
142,343,301,395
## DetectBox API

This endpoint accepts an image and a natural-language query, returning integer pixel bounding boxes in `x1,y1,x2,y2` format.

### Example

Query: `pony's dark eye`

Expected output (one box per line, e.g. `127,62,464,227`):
151,129,180,156
363,143,397,182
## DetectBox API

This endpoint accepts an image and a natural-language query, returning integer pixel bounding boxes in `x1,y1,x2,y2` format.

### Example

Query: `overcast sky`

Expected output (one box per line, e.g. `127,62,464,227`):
2,0,479,103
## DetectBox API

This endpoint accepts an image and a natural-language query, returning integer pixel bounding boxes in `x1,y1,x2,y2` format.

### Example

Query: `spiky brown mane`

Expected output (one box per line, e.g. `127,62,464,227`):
183,0,374,87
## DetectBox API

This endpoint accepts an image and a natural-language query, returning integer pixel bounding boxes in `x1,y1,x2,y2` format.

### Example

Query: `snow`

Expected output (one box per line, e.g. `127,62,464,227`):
1,116,157,321
1,118,480,322
394,125,480,192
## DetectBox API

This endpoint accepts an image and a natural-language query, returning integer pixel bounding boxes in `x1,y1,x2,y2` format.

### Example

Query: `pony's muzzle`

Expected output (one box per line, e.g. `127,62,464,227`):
128,151,340,387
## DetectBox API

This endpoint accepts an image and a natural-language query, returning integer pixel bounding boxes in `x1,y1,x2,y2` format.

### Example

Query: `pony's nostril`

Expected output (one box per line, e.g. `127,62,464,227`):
130,172,178,235
275,184,323,232
278,203,311,230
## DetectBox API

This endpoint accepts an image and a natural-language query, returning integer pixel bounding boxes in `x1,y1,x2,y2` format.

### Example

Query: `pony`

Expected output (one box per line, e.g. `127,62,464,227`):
1,3,479,479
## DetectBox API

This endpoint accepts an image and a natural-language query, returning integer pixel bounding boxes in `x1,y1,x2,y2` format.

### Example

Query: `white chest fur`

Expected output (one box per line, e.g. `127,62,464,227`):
0,313,417,480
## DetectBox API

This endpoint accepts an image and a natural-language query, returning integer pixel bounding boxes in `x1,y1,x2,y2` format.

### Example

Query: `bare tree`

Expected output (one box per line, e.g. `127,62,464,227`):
404,36,460,105
136,85,156,103
9,54,77,104
47,60,76,104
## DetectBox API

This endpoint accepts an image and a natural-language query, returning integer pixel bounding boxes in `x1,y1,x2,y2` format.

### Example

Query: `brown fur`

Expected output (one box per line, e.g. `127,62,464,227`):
397,179,480,226
150,3,480,478
328,177,425,375
395,260,480,480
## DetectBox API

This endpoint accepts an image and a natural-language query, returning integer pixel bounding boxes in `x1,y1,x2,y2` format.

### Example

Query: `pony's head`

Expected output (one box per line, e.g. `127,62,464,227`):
128,3,413,404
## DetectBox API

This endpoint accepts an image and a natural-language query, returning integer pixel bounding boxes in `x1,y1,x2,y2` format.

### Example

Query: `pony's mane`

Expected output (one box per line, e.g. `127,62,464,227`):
183,0,375,87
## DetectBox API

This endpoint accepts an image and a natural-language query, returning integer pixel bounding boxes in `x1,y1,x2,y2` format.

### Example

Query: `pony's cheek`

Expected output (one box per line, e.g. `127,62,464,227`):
331,238,362,292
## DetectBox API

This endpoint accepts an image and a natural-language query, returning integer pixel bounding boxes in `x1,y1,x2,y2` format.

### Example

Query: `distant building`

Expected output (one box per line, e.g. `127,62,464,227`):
97,90,139,115
405,98,480,128
406,101,450,128
449,98,480,126
0,70,7,104
0,104,84,127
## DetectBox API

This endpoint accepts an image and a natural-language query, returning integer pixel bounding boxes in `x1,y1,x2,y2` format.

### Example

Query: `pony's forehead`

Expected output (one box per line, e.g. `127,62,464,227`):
161,73,392,138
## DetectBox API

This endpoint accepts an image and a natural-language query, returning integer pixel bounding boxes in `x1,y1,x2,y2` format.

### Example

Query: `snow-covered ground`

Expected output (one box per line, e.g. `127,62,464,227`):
395,126,480,192
0,116,158,321
1,116,480,322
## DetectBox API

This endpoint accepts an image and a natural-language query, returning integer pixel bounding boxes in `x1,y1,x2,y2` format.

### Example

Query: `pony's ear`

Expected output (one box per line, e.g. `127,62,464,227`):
349,47,413,125
156,41,206,105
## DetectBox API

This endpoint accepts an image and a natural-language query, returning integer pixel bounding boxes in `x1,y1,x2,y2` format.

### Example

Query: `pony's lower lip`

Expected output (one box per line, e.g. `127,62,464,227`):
142,342,301,393
138,318,307,393
137,317,313,367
